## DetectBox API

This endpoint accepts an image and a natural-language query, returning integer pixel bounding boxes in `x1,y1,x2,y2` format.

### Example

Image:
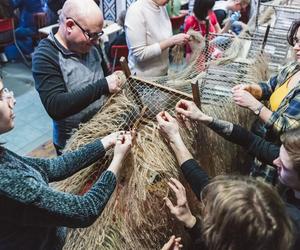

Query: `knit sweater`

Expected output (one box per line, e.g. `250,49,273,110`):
125,0,172,77
0,139,116,250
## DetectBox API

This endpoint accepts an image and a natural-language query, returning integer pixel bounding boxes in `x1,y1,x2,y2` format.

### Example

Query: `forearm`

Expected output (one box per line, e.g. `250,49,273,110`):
107,157,124,179
206,118,234,140
170,136,193,166
220,21,231,33
203,115,278,163
34,139,107,182
180,159,209,199
160,37,174,51
19,171,116,228
257,106,273,123
38,78,109,120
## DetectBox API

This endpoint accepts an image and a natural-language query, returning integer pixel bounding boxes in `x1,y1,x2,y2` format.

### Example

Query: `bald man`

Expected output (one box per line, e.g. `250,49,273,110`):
32,0,124,155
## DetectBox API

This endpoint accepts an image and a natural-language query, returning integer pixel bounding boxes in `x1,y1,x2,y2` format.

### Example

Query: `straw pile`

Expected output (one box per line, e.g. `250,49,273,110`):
54,86,201,249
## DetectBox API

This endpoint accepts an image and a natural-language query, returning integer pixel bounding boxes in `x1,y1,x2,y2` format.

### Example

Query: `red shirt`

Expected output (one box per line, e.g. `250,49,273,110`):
184,11,218,53
184,11,218,35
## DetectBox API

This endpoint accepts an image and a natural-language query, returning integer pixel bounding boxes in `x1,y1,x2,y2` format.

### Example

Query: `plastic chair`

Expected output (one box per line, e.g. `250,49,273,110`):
32,12,48,45
0,18,29,65
110,45,128,72
170,14,187,31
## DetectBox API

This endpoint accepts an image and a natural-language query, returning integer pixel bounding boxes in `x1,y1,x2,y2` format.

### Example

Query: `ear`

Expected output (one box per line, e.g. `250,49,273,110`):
65,19,75,32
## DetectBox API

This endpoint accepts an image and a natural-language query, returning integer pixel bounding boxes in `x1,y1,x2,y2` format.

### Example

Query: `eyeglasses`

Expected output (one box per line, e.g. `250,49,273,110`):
66,17,104,41
0,88,14,102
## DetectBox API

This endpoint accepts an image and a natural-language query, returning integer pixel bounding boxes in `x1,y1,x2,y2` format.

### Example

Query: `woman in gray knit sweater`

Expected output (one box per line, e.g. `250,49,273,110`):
0,77,133,250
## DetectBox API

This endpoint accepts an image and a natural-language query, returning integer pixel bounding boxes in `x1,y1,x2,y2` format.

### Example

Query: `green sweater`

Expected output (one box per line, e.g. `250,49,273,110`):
0,139,116,250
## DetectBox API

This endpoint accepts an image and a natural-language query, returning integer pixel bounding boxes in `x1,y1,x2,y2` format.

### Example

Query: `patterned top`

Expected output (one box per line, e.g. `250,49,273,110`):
0,139,116,250
258,61,300,139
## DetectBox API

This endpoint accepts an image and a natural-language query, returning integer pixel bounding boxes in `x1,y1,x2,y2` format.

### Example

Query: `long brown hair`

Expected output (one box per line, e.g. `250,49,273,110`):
200,175,293,250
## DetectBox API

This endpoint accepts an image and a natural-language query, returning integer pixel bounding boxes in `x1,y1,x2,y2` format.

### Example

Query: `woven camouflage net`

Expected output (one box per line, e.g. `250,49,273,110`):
55,0,300,247
55,63,264,249
55,78,202,250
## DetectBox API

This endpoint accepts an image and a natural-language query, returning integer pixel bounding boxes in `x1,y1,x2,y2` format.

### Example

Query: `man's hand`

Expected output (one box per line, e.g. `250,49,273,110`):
164,178,196,229
175,99,212,123
106,71,126,94
161,235,183,250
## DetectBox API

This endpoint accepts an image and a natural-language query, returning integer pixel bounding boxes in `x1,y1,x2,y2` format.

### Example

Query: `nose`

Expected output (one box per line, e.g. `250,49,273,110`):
8,97,16,108
273,157,280,168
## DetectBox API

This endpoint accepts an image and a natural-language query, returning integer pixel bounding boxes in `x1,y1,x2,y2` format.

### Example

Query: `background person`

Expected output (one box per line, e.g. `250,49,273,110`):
5,0,44,61
32,0,125,155
125,0,190,77
232,20,300,143
213,0,250,34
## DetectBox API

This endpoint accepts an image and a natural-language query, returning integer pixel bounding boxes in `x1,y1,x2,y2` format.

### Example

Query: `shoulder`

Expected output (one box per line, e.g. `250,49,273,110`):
276,62,300,82
185,15,197,26
125,1,145,24
33,38,58,63
126,1,143,14
32,38,60,72
0,163,41,204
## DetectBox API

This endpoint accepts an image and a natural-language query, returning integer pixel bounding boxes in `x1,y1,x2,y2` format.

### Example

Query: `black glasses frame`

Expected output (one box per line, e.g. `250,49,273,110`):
66,17,104,41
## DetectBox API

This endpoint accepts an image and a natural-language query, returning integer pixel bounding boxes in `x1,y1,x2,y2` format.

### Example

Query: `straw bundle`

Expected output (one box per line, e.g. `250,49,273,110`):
54,86,201,249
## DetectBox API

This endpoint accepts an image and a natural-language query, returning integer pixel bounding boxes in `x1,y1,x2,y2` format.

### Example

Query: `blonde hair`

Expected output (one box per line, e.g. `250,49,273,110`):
281,128,300,178
201,175,293,250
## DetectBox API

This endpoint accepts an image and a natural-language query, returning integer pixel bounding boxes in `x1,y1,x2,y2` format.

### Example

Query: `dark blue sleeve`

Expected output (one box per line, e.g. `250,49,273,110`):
180,159,210,200
228,125,280,165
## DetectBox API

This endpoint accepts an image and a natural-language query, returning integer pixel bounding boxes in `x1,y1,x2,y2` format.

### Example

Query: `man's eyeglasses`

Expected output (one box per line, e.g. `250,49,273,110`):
66,17,104,41
0,88,14,102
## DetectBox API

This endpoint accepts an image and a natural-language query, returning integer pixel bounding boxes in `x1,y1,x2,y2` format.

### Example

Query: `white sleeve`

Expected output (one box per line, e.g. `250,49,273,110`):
125,7,162,62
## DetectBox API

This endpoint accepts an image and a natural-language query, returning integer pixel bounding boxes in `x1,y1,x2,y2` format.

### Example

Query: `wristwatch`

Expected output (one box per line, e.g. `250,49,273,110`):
253,104,264,115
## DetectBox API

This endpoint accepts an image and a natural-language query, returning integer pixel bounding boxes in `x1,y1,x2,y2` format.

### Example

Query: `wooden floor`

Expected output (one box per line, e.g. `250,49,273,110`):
27,140,56,158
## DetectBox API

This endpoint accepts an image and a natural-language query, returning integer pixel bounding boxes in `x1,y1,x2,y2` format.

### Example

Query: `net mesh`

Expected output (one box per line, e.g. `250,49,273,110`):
53,0,300,248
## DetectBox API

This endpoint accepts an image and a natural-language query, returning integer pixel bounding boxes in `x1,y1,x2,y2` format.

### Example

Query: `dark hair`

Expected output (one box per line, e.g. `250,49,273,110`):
193,0,216,21
287,20,300,46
